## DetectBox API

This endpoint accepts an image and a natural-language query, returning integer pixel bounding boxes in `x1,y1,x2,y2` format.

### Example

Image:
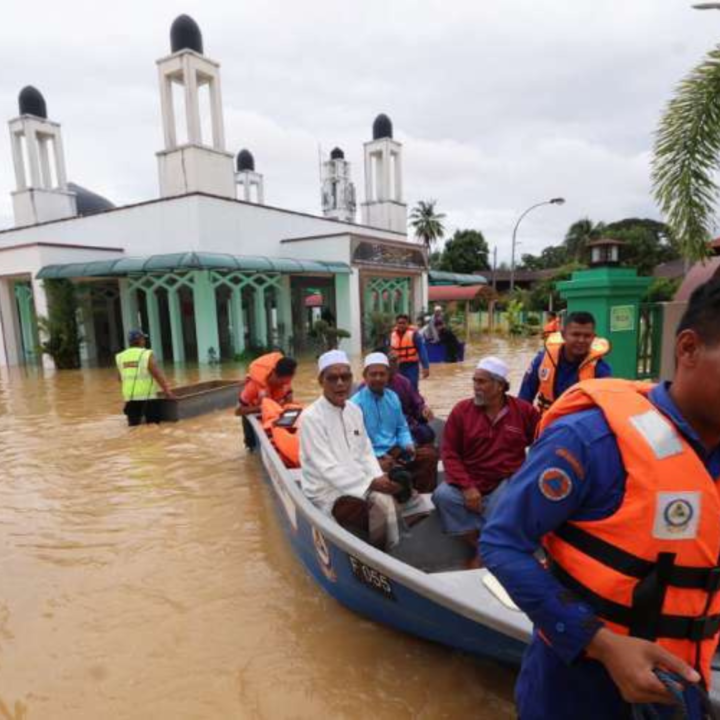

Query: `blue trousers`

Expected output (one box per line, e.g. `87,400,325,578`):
399,362,420,391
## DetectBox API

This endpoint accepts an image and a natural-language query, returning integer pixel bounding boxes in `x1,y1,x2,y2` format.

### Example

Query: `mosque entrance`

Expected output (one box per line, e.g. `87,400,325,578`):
289,277,337,354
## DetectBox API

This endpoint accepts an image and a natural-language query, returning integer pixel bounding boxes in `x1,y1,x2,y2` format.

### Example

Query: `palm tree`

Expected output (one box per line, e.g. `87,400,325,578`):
564,218,605,261
409,200,446,249
652,46,720,262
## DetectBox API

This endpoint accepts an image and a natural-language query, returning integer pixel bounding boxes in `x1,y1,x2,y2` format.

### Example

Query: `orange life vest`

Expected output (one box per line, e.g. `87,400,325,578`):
542,317,560,338
240,352,292,405
536,332,610,414
540,379,720,686
261,397,302,468
391,326,419,364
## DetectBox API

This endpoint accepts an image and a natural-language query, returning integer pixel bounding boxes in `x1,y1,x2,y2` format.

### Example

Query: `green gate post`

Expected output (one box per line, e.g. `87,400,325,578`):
192,271,220,364
168,290,185,363
558,265,651,380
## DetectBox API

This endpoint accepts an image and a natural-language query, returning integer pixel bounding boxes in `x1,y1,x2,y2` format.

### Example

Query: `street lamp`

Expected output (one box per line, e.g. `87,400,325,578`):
510,197,566,292
693,3,720,9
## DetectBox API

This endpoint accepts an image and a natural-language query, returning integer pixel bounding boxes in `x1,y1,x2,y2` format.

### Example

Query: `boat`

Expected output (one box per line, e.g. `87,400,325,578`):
156,379,240,421
247,414,530,670
425,341,465,363
249,413,720,713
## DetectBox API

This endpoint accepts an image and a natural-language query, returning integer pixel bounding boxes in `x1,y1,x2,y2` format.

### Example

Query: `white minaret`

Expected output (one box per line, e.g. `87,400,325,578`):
235,149,264,204
321,147,356,223
9,86,77,227
156,15,235,199
361,114,406,232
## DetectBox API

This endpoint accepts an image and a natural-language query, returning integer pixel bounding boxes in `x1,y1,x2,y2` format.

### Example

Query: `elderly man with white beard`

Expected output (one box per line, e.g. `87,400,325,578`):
431,356,539,567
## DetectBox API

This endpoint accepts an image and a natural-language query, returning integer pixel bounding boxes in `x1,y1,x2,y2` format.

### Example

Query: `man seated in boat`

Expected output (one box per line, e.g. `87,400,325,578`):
235,352,297,452
351,352,438,493
432,357,539,567
299,350,404,549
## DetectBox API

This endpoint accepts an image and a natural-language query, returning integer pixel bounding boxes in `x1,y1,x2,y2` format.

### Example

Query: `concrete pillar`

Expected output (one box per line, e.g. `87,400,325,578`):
183,56,202,145
39,137,52,188
168,290,185,363
229,287,245,355
30,278,53,369
208,76,225,150
401,282,410,315
11,131,26,190
192,271,220,363
119,279,139,342
252,286,268,347
145,288,163,362
14,283,37,363
159,74,177,149
0,278,22,365
276,276,293,352
335,272,361,355
25,128,42,188
106,296,120,353
78,290,98,366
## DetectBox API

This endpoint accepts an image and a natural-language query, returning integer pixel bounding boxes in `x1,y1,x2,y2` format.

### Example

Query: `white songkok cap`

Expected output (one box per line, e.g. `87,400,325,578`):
363,352,390,369
318,349,350,374
476,356,509,380
434,305,443,312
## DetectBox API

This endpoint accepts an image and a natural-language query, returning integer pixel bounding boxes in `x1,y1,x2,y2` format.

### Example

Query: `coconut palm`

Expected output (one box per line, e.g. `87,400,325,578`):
409,200,446,249
652,46,720,262
563,218,605,261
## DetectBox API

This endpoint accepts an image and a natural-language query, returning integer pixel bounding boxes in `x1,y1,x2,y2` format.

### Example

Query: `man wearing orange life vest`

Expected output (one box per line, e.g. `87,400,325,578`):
519,310,612,414
236,352,297,451
389,314,430,391
542,311,560,338
482,279,720,719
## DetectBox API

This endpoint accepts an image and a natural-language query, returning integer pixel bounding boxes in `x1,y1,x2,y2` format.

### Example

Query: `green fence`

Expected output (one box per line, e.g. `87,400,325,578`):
637,303,663,380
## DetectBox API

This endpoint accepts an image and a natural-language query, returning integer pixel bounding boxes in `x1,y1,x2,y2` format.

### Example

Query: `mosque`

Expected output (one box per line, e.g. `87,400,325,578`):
0,15,481,369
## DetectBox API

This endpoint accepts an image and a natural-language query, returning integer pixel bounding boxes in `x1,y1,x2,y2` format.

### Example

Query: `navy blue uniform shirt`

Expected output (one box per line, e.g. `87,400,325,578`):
481,383,720,720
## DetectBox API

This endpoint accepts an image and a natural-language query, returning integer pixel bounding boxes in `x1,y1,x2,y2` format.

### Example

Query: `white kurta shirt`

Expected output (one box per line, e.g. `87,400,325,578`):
299,394,383,515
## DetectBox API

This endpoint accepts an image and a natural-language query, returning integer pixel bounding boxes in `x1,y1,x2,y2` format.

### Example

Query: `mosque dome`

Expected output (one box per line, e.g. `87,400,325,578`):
236,149,255,172
330,147,345,160
67,183,116,216
170,15,204,54
372,113,393,140
18,86,47,119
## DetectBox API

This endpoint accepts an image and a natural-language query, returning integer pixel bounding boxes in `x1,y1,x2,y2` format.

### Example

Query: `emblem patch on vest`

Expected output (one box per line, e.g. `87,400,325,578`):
538,467,573,501
539,367,551,381
653,492,700,540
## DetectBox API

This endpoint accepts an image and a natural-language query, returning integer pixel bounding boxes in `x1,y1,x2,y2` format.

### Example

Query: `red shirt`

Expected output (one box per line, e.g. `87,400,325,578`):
441,395,539,494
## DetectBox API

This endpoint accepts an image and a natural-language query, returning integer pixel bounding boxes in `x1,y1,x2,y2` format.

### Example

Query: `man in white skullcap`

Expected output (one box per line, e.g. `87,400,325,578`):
299,350,402,547
432,356,539,567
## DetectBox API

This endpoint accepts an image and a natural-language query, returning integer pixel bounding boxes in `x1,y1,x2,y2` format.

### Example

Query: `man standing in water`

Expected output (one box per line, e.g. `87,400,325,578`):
482,279,720,719
389,314,430,390
116,329,175,426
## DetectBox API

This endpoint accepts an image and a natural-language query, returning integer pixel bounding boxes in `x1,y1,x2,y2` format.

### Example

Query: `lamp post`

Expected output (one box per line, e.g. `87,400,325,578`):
510,197,566,292
692,3,720,9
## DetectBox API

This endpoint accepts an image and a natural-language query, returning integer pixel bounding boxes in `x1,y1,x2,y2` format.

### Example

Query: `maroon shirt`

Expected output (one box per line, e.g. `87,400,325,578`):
441,395,539,494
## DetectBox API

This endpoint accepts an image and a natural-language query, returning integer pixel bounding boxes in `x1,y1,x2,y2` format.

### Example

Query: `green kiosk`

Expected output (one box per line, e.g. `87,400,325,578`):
557,239,651,380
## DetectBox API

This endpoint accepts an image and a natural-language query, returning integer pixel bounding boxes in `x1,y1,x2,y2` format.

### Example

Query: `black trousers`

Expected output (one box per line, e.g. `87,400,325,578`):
124,400,162,426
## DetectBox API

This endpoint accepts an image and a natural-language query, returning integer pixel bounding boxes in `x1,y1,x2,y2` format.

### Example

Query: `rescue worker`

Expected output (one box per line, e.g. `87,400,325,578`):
236,352,297,451
519,310,612,414
389,313,430,391
542,310,560,338
116,329,175,426
481,278,720,719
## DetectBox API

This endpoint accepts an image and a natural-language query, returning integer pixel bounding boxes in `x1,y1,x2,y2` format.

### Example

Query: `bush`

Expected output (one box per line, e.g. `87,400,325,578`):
309,320,351,353
38,279,80,369
365,311,395,349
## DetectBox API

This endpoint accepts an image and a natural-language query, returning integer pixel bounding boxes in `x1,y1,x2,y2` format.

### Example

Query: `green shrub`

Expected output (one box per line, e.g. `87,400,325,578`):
38,279,80,369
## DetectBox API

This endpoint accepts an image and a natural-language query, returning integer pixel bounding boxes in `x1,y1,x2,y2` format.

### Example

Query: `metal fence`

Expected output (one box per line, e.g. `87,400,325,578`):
637,303,663,380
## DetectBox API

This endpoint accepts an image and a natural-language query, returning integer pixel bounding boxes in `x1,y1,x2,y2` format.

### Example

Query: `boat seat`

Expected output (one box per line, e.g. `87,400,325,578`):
389,511,473,573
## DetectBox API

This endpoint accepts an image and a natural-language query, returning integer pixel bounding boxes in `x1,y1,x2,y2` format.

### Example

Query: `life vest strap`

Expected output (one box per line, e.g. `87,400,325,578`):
555,523,720,591
550,561,720,641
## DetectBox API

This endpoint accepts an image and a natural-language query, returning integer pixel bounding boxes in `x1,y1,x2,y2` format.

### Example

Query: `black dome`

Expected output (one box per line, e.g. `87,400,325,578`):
68,183,116,216
18,86,47,119
170,15,204,54
330,147,344,160
236,149,255,172
372,113,393,140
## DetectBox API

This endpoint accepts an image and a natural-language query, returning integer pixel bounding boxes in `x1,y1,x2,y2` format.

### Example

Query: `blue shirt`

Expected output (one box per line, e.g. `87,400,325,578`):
481,383,720,720
518,348,612,405
350,386,414,457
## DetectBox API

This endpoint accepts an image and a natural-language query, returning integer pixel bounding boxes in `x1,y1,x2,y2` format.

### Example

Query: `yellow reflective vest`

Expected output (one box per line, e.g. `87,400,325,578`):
115,347,158,401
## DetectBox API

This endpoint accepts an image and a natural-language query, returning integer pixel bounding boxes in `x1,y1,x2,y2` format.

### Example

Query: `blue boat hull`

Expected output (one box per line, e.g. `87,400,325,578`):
426,342,465,364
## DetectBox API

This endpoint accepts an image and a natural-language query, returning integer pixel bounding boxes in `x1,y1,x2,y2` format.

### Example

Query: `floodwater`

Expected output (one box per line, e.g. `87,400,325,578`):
0,336,539,720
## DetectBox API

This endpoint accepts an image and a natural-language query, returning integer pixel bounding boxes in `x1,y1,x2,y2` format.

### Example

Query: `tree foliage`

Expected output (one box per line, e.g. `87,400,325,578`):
38,279,81,369
564,218,605,261
436,229,490,274
652,45,720,262
409,200,446,249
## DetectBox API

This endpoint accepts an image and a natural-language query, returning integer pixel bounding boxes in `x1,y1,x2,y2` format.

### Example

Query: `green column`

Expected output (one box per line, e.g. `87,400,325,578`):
119,279,139,341
334,273,353,353
276,277,293,352
168,290,185,363
229,287,245,355
252,286,268,348
14,282,38,364
192,271,220,363
145,289,163,361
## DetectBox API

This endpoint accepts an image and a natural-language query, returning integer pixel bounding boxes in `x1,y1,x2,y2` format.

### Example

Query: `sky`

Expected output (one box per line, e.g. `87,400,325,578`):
1,0,719,264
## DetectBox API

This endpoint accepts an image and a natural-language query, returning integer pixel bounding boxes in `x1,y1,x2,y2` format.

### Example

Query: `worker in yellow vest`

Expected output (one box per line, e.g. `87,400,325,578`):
116,329,175,426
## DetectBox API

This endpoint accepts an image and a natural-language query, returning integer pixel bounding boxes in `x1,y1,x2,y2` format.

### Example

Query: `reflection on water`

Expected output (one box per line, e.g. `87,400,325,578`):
0,336,539,719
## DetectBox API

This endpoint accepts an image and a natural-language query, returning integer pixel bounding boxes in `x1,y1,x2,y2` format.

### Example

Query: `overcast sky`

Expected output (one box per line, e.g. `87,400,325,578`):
1,0,719,263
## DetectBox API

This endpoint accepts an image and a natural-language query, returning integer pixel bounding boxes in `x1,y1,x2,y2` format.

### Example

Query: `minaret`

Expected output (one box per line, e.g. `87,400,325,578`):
156,15,235,198
360,114,406,232
235,149,264,204
321,147,356,223
9,86,77,226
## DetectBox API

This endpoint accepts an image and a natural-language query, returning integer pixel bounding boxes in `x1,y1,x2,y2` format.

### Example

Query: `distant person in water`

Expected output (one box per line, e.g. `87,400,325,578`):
389,314,430,390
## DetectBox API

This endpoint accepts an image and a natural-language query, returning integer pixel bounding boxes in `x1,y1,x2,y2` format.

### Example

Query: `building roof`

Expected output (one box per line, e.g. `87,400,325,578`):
488,268,556,282
170,15,203,54
653,258,686,279
428,270,487,285
67,183,115,216
586,238,627,247
372,113,393,140
36,252,350,279
429,285,488,302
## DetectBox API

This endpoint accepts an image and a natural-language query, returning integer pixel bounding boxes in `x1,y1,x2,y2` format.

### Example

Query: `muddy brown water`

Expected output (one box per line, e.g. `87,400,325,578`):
0,336,539,719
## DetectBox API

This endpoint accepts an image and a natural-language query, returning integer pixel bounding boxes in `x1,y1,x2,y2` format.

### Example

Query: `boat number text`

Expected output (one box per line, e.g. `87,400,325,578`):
348,556,396,600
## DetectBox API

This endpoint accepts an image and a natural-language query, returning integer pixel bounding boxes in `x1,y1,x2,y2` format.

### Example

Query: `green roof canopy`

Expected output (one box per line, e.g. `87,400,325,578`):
36,252,351,279
429,270,488,286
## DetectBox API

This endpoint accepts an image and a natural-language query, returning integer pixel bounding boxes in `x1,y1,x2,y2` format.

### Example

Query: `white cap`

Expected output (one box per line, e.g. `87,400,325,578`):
363,352,390,369
318,349,350,374
476,356,509,380
434,305,443,312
